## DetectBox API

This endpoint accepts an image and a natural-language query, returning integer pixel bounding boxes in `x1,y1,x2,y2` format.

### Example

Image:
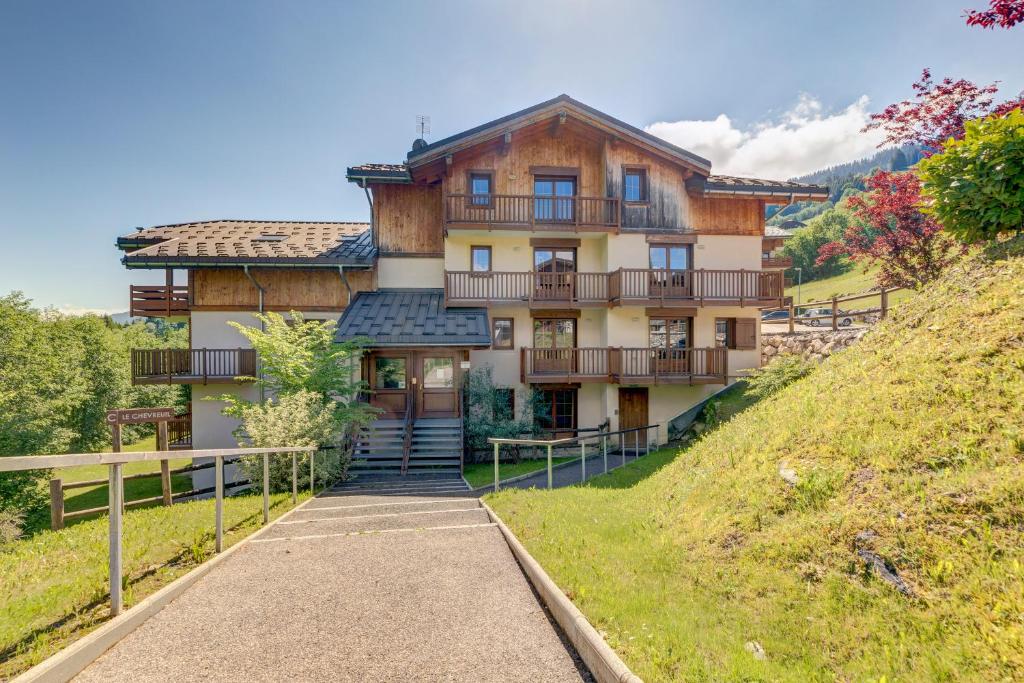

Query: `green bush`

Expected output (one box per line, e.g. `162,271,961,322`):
746,355,815,399
782,207,852,281
462,366,540,461
919,108,1024,242
0,509,23,547
231,390,348,491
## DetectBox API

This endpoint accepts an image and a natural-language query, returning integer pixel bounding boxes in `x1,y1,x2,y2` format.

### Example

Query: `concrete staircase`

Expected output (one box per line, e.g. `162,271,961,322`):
350,417,462,476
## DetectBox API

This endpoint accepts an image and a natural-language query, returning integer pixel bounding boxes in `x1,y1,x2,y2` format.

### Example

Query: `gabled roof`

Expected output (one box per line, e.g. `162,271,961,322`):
691,175,829,200
118,220,375,269
335,289,490,347
403,94,712,174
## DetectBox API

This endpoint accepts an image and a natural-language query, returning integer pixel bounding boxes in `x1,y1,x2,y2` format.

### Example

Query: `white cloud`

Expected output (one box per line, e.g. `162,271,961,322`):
645,94,888,180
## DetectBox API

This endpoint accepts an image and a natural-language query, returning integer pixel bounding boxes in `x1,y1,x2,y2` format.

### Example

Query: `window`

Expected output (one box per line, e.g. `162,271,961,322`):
469,172,493,206
715,318,733,349
534,248,576,273
533,318,575,349
422,357,454,388
494,388,515,420
536,388,577,432
471,245,492,272
649,245,690,271
623,167,648,203
492,318,514,349
715,318,757,350
649,318,690,349
375,357,406,389
534,176,576,222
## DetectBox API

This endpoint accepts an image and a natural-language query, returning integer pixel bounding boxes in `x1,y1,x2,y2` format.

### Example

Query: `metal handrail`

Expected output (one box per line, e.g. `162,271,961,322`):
1,445,316,617
487,423,659,491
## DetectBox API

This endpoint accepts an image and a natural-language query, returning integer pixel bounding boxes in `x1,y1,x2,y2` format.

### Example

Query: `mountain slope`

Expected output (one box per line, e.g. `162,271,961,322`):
489,239,1024,681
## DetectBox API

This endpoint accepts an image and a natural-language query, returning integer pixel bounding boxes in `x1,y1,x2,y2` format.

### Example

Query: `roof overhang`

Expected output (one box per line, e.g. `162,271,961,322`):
405,94,712,176
121,256,375,270
345,168,412,185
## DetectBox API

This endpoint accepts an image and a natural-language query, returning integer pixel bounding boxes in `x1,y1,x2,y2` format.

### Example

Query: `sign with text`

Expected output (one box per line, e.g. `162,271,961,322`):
105,407,176,425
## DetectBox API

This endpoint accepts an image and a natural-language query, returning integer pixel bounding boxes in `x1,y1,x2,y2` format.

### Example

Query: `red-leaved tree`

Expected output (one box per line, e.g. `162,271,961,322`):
864,69,1024,151
965,0,1024,28
817,171,965,289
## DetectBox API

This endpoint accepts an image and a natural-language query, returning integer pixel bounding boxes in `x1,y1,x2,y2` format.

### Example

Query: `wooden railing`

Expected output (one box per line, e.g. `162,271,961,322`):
131,348,258,384
761,256,793,269
168,414,192,449
129,285,189,317
610,269,784,304
446,268,783,306
445,271,609,305
444,194,620,230
521,347,726,384
761,287,906,333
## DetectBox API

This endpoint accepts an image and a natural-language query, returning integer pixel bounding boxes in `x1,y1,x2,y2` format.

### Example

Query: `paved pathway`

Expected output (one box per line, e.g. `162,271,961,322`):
75,479,589,682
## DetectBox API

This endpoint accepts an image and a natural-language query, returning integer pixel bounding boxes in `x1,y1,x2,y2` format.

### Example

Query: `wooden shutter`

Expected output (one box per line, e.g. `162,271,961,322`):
734,318,757,350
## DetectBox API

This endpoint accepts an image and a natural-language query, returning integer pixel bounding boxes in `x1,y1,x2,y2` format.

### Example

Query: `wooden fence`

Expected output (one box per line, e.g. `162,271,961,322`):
763,287,906,333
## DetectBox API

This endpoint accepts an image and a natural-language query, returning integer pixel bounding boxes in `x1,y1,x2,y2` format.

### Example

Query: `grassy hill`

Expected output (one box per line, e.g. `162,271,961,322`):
488,239,1024,681
786,264,915,308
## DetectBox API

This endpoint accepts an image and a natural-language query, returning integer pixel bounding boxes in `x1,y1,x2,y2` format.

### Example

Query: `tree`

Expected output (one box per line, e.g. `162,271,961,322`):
817,171,965,289
782,207,851,281
918,109,1024,242
889,148,909,171
864,69,1024,152
965,0,1024,28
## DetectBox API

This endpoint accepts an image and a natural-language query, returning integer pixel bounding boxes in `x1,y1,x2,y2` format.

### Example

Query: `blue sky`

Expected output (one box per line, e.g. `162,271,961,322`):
1,0,1020,312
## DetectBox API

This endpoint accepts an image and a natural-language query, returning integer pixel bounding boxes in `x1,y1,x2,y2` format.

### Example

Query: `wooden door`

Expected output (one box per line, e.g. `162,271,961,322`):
416,352,460,419
618,388,649,447
370,352,411,418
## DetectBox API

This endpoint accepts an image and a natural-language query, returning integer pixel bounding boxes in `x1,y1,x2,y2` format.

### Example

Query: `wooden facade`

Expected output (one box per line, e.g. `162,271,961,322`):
373,184,444,255
190,268,373,311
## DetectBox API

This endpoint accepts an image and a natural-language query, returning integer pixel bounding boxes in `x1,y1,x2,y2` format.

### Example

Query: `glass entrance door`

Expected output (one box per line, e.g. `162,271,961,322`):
649,245,692,299
534,248,576,301
534,177,576,223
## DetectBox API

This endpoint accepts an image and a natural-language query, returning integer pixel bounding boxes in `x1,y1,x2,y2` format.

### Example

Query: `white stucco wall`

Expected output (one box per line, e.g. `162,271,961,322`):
376,257,444,288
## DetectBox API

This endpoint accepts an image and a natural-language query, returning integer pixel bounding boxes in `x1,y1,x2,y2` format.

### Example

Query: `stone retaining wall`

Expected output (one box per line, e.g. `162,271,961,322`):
762,329,868,364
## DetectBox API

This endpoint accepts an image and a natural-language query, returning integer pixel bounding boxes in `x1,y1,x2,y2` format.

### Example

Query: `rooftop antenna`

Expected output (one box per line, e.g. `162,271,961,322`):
416,114,431,140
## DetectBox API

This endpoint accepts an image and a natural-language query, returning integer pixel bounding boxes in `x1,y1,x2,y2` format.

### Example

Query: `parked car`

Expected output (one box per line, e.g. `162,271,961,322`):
761,310,790,322
798,308,853,327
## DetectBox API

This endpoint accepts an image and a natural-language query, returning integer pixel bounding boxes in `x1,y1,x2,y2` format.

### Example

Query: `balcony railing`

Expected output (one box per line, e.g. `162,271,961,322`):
444,194,620,230
168,414,192,449
131,349,257,385
129,285,190,318
521,347,727,384
761,256,793,269
445,269,783,306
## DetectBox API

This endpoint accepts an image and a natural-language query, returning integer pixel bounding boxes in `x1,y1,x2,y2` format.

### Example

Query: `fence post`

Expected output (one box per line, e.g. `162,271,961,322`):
655,425,660,449
880,288,889,320
831,296,838,331
262,452,270,525
493,442,500,492
158,421,171,506
310,450,316,494
49,478,64,530
291,453,297,505
788,300,795,334
547,444,553,490
602,435,608,474
581,441,586,483
108,463,124,616
646,428,651,457
214,456,223,553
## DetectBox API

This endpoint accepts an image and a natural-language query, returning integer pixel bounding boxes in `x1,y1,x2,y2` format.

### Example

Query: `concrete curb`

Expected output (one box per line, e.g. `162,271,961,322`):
14,488,328,683
481,502,642,683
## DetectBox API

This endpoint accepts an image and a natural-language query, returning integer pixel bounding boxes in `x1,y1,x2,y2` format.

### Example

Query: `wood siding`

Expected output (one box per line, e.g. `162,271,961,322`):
191,268,373,311
373,184,444,255
603,140,691,232
689,196,764,236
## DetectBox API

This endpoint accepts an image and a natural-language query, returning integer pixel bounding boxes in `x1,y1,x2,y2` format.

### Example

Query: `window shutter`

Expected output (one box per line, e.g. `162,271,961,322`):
734,318,757,350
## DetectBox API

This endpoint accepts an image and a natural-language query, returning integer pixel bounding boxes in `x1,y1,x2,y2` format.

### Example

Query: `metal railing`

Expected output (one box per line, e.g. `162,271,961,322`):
487,423,660,491
0,446,315,617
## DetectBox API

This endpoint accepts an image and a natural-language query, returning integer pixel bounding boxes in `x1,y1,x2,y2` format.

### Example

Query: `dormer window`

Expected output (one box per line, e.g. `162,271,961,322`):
469,171,494,206
623,166,648,203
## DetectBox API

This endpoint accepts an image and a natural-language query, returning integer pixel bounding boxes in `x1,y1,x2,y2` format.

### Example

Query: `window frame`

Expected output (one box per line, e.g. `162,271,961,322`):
649,244,692,271
492,317,515,350
467,170,495,207
470,245,492,273
532,317,577,349
622,165,650,204
715,317,737,350
648,317,692,350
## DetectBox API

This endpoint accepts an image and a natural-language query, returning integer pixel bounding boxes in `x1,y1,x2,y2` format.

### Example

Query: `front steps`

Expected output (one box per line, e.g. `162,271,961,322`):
350,417,463,476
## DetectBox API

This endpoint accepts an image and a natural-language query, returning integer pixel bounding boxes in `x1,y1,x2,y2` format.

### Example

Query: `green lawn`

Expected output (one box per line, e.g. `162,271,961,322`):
488,241,1024,681
464,456,576,488
54,435,192,518
0,489,311,679
786,265,914,307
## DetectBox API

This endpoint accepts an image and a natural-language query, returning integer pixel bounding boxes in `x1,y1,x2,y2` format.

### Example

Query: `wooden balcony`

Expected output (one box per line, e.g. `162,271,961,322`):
129,285,190,318
444,194,620,231
131,349,257,385
520,347,727,385
168,414,192,449
445,269,784,307
761,256,793,269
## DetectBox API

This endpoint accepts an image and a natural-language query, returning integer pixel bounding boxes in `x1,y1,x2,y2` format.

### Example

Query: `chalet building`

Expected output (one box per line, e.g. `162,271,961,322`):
117,95,826,478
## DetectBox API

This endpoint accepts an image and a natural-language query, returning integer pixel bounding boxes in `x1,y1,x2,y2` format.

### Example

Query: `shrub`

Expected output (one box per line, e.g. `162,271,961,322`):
230,390,349,491
746,355,815,399
0,509,24,547
462,366,540,462
918,108,1024,243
